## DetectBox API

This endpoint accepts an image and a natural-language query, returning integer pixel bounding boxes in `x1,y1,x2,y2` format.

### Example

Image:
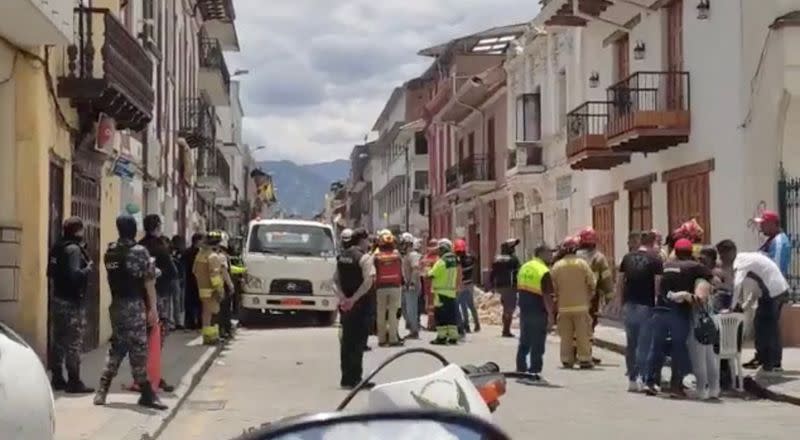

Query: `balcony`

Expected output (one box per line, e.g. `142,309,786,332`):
507,142,545,177
196,146,231,195
0,0,73,45
57,7,154,131
538,0,613,27
606,71,691,153
566,101,630,170
178,97,216,149
197,0,239,51
458,155,496,196
445,165,459,193
199,37,231,106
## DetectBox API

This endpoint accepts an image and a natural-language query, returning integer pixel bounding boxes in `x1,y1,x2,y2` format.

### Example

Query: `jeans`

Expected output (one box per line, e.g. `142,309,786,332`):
171,279,185,328
755,293,786,368
647,308,691,388
458,285,479,330
402,285,420,334
623,303,654,381
516,294,548,374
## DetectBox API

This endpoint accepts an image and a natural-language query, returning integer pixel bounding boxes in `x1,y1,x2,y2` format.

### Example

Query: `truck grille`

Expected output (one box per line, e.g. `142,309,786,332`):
269,279,313,295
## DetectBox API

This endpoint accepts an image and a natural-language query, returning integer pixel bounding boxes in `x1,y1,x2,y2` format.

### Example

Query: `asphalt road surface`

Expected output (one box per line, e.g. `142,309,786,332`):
160,322,796,440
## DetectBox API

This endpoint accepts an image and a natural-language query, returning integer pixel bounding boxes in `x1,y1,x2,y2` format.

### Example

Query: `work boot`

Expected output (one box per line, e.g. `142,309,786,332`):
93,381,110,406
743,357,761,370
430,337,448,345
473,322,481,333
51,371,67,391
579,362,595,370
138,381,168,410
65,379,95,394
502,315,514,338
159,378,175,393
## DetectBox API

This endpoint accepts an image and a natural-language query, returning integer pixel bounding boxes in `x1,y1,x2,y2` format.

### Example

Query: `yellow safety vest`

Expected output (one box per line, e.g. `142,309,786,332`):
428,252,458,300
517,257,549,295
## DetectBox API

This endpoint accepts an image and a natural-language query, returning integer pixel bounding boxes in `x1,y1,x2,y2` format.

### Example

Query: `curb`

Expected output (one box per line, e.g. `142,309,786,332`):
145,341,226,439
591,336,800,407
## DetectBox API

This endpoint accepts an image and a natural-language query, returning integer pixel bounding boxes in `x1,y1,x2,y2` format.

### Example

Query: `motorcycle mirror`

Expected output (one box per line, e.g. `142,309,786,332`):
238,410,511,440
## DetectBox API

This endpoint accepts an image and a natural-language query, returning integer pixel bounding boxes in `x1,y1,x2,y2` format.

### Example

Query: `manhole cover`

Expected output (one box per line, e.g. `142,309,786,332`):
186,399,227,411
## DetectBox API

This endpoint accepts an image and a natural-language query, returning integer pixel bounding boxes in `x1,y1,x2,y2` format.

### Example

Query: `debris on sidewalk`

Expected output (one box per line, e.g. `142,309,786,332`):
474,289,520,329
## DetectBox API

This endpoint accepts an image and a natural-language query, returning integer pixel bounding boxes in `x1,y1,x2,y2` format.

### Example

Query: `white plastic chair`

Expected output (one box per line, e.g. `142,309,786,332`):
714,313,745,391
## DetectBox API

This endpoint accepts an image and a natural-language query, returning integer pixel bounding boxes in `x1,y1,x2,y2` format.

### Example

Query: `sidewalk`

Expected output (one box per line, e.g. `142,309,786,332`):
54,331,223,440
593,319,800,406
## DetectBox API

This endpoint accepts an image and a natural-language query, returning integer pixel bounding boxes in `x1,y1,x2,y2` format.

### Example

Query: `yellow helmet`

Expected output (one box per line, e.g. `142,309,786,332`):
378,231,395,247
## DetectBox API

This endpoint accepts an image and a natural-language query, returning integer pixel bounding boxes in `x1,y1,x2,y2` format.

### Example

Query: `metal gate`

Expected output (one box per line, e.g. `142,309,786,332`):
71,170,101,350
778,172,800,302
47,161,65,362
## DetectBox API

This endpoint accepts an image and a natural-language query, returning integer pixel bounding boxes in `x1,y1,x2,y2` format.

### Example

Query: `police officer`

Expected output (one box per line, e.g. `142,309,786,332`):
335,228,376,389
193,231,227,345
516,245,555,382
93,214,167,410
48,216,94,393
428,239,460,345
491,239,522,337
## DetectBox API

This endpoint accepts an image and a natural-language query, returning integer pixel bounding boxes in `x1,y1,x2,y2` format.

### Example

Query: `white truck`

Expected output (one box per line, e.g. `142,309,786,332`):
240,219,339,326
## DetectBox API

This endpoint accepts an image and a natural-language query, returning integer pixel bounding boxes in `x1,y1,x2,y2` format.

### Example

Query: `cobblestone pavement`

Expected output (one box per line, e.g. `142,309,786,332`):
160,324,796,440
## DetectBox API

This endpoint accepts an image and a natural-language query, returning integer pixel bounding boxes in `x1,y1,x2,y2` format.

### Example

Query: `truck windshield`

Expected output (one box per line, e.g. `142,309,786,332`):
249,224,335,257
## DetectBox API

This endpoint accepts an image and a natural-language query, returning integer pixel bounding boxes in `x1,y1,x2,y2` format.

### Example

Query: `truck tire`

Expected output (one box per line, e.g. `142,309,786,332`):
316,311,337,327
239,309,261,328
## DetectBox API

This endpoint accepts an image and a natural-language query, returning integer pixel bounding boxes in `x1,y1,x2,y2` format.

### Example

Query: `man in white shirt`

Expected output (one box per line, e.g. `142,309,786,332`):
717,240,789,372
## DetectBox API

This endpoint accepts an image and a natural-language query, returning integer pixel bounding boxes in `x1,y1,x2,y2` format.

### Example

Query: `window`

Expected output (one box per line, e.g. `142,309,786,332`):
458,138,465,163
414,132,428,155
593,201,616,264
629,187,652,233
248,224,335,257
467,131,475,158
516,93,541,141
667,172,711,242
554,208,569,245
414,171,428,190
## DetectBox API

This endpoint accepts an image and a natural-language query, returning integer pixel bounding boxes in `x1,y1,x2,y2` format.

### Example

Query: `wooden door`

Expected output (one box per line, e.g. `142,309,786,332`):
615,34,630,81
592,202,616,264
667,172,710,242
666,0,684,109
629,187,653,233
47,162,64,362
71,170,101,351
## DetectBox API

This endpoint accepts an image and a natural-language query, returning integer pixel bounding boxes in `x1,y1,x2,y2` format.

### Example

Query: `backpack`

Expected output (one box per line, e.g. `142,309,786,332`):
694,308,720,347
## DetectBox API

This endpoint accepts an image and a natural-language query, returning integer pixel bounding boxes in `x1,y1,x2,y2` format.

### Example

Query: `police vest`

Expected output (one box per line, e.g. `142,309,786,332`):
104,242,144,301
430,252,458,298
337,247,364,298
48,240,87,302
517,258,549,295
491,254,518,288
374,250,403,288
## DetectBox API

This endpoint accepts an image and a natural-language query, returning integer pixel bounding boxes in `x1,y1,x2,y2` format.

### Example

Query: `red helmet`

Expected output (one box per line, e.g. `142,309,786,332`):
453,239,467,253
560,235,580,253
578,227,597,246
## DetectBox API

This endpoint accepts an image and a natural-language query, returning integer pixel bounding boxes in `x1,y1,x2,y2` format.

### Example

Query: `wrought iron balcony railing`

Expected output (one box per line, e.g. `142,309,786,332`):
178,97,216,149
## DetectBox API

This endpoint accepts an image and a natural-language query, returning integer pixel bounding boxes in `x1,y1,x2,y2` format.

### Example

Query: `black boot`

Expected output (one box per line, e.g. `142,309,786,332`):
138,381,168,410
159,378,175,393
65,379,95,394
473,322,481,333
502,315,514,338
51,371,67,391
93,380,110,406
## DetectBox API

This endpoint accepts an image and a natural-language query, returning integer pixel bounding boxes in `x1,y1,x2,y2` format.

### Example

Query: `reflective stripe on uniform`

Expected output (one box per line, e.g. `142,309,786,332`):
559,305,590,313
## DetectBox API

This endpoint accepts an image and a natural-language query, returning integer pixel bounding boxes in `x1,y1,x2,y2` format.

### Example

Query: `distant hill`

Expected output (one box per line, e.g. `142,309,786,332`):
257,159,351,218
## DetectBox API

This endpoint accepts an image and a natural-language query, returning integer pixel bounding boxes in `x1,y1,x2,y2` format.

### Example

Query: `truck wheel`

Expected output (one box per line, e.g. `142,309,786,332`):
316,311,337,327
239,309,260,328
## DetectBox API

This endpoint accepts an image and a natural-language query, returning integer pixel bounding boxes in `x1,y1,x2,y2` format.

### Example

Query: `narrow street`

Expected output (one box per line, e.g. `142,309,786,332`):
160,325,797,440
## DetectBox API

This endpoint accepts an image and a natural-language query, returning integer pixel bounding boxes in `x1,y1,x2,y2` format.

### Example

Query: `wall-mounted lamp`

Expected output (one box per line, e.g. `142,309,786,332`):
633,41,646,60
589,71,600,88
697,0,710,20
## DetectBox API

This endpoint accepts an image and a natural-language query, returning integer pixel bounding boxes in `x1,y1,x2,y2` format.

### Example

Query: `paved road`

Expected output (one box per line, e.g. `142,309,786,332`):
161,324,796,440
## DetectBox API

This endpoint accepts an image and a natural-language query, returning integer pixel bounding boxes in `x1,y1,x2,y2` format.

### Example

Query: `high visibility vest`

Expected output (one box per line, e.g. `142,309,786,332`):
428,252,458,299
517,258,549,295
374,250,403,288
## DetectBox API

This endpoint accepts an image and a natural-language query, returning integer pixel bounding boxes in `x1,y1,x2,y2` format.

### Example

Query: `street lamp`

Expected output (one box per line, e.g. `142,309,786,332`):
589,71,600,88
633,41,646,60
697,0,710,20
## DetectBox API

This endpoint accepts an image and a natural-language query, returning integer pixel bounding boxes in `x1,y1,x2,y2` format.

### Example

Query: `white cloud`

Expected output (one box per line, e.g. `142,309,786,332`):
229,0,539,164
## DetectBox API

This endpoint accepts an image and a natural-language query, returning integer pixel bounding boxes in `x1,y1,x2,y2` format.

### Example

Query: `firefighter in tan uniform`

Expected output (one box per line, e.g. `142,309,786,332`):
550,236,596,369
577,227,615,364
193,231,227,345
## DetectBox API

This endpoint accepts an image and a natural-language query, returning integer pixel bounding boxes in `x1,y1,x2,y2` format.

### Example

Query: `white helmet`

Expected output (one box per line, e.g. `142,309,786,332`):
437,238,453,252
220,231,230,249
400,232,414,244
340,228,354,242
0,323,55,439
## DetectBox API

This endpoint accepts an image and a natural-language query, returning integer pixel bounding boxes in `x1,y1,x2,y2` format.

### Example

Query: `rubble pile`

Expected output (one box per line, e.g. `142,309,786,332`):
474,288,520,329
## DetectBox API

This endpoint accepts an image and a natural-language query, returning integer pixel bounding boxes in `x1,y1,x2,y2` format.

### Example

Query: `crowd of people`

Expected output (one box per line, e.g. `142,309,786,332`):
47,214,244,410
335,210,792,398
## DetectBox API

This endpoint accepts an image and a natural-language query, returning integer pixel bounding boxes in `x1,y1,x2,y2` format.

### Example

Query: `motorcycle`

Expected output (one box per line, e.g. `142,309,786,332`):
238,347,539,439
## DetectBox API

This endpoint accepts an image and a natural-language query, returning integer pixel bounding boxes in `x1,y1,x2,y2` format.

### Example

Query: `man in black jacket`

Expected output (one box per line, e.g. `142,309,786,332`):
183,233,205,329
139,214,178,392
48,216,94,393
491,239,521,337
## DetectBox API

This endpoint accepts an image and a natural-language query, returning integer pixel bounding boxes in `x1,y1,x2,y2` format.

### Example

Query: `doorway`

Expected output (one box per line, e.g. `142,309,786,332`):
47,161,65,362
71,169,101,351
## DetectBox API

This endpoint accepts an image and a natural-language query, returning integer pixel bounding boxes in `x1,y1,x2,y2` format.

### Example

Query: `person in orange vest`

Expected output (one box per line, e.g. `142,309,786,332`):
373,231,405,346
420,239,440,331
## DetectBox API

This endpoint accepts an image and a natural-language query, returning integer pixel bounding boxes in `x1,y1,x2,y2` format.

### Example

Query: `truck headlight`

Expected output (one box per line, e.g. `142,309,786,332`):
245,274,264,290
320,279,336,294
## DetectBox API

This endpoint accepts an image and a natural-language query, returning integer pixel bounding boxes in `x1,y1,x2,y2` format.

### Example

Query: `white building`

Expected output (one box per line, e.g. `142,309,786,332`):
505,0,800,266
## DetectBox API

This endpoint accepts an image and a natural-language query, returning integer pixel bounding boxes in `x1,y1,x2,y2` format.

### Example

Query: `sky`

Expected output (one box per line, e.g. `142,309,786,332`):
227,0,540,164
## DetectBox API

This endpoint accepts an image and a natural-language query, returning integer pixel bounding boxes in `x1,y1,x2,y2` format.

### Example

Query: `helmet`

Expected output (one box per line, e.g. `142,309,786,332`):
340,228,354,242
206,230,223,246
500,238,520,254
437,238,453,253
578,227,597,246
0,322,56,439
412,238,422,251
378,231,396,247
680,219,704,241
560,235,580,254
400,232,414,244
453,238,467,253
220,232,230,250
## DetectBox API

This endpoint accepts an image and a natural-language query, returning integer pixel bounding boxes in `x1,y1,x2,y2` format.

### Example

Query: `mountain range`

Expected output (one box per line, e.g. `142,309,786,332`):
256,159,350,217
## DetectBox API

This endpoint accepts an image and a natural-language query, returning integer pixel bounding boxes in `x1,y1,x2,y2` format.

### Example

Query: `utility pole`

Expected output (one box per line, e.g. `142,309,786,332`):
404,142,411,233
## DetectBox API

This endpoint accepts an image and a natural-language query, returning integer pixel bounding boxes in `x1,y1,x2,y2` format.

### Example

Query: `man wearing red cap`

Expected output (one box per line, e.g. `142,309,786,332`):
577,227,615,364
755,210,791,276
644,238,713,398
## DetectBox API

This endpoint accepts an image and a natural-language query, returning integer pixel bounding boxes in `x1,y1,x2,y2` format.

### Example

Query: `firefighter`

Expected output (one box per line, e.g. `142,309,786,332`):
491,238,522,337
550,236,596,369
577,227,615,365
334,228,375,389
373,231,404,346
427,239,460,345
420,239,440,331
192,231,226,345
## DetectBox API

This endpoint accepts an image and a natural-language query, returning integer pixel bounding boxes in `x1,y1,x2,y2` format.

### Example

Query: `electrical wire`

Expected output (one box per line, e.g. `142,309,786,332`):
0,51,18,86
